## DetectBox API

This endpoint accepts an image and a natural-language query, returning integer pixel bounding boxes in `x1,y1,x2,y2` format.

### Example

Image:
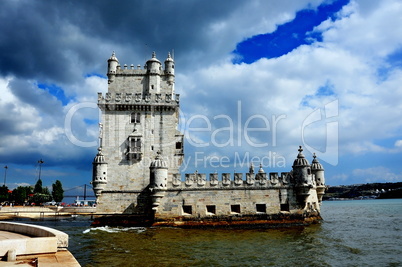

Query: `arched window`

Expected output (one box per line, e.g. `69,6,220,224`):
131,112,140,123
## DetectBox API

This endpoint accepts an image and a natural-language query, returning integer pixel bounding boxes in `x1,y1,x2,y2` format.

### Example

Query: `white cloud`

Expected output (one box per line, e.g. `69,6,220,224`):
331,173,349,183
179,0,402,165
395,140,402,147
352,166,402,183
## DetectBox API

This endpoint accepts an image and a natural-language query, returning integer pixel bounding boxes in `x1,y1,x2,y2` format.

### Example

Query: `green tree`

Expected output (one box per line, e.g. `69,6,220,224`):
31,193,52,205
0,185,9,202
34,179,43,194
11,186,32,205
32,179,52,205
52,180,64,203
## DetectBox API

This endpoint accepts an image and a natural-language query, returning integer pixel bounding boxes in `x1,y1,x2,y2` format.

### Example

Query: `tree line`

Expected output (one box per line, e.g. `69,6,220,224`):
0,179,64,205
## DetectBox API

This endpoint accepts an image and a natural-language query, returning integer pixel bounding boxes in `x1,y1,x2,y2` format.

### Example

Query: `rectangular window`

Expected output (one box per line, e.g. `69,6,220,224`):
206,205,216,215
280,203,289,212
256,204,266,213
182,205,192,215
176,141,182,149
130,137,141,152
230,204,241,214
127,136,142,161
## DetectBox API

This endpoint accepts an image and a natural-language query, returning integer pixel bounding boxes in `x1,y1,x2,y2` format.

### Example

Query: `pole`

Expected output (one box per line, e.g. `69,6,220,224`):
38,159,44,181
3,166,7,186
84,184,86,200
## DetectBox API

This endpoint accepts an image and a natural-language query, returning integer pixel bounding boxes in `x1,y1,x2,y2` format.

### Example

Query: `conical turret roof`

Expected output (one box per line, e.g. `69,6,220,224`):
292,146,310,167
150,151,167,168
311,153,324,171
108,51,119,62
164,52,174,62
146,51,161,64
93,147,106,163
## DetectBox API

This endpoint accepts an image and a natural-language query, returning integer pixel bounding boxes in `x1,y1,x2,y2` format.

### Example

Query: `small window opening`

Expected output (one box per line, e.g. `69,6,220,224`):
151,85,154,89
151,145,154,151
256,204,266,213
182,205,192,215
231,204,241,214
176,141,182,149
206,205,216,215
131,112,141,123
280,203,290,212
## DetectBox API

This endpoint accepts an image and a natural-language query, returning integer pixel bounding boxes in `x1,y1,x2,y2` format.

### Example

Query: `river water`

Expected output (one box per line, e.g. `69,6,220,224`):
18,199,402,266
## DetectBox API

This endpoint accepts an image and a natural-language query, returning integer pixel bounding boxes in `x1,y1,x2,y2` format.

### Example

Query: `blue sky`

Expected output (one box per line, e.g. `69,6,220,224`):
233,0,350,63
1,0,402,198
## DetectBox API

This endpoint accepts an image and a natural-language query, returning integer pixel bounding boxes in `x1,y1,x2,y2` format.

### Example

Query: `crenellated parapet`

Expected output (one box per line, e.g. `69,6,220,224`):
171,172,291,189
107,51,175,84
97,92,180,110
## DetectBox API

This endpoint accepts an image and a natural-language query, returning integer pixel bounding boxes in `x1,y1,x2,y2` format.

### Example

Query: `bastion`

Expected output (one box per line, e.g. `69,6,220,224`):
91,52,326,228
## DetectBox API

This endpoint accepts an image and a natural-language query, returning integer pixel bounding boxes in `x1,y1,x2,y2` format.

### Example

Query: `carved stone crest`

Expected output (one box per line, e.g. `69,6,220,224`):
222,173,231,186
156,94,162,102
115,93,121,102
234,173,243,185
185,173,195,186
210,173,218,186
145,94,151,102
105,93,111,102
172,173,181,186
125,93,132,102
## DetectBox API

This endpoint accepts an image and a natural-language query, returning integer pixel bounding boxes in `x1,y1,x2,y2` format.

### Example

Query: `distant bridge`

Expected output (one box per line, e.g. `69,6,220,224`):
63,184,95,199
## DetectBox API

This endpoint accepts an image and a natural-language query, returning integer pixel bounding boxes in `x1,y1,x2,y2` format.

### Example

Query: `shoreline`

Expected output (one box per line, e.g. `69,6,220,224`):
0,206,96,220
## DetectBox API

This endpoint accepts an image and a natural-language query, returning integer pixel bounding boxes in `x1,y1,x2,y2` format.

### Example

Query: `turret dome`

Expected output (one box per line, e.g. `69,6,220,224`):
150,151,167,168
293,146,310,167
146,51,161,64
164,52,174,63
93,147,106,163
108,51,119,62
311,153,324,171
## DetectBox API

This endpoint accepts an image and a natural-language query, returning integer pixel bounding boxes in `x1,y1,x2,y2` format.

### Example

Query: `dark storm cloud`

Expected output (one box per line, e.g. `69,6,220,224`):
0,108,21,135
8,78,63,116
0,0,245,84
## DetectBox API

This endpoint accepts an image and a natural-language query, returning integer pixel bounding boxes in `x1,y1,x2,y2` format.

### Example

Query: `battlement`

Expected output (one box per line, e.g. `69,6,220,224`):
112,64,173,76
115,64,148,75
97,92,180,109
169,172,292,189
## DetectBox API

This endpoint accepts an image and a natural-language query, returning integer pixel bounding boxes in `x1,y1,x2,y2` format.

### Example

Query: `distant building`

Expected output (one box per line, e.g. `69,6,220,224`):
91,52,326,227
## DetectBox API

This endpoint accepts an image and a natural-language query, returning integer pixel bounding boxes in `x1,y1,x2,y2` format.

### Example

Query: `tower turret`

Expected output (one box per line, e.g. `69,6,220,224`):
92,147,108,200
149,151,168,211
146,52,161,93
292,146,313,208
292,146,313,186
164,52,175,85
311,153,326,203
107,51,119,83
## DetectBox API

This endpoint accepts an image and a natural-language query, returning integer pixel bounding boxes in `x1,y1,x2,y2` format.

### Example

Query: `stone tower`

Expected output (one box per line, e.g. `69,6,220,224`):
93,52,184,214
292,146,317,210
311,153,326,203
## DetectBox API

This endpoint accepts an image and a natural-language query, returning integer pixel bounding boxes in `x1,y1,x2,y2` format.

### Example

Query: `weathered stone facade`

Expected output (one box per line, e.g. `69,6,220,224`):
92,52,326,227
